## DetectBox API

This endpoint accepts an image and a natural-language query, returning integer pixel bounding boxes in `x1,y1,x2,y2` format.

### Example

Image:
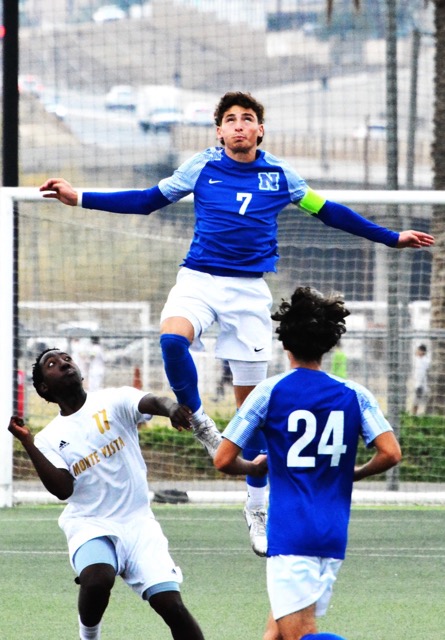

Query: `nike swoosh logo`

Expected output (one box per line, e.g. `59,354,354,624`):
254,347,264,352
209,179,222,184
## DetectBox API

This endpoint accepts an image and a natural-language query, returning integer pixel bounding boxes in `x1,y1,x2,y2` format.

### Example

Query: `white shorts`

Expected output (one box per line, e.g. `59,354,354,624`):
160,267,273,362
61,510,183,598
267,554,342,621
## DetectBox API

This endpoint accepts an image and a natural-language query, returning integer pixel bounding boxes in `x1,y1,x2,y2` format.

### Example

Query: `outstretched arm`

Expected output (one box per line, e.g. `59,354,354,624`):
40,178,171,215
299,190,435,249
354,431,401,481
8,416,74,500
214,438,268,477
138,394,193,432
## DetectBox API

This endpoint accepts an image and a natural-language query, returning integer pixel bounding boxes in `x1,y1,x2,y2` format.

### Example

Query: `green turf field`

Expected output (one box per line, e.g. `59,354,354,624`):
0,504,444,639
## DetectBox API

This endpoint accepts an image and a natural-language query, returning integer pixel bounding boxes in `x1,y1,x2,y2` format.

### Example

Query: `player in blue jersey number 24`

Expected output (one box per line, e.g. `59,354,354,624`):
40,91,431,557
214,286,402,640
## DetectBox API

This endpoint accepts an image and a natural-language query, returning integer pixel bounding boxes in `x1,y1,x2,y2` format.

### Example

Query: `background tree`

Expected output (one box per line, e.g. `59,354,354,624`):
428,0,445,414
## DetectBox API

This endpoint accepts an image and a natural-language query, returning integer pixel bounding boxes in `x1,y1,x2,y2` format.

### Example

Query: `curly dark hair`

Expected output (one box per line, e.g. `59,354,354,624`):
32,347,60,401
214,91,265,145
271,287,350,362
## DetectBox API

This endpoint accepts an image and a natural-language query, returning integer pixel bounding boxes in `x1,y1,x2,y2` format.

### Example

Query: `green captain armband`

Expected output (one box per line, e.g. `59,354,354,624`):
298,188,326,215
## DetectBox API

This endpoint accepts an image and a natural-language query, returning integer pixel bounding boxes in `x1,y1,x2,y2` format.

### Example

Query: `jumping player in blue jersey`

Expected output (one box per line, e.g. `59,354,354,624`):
40,91,431,556
213,286,402,640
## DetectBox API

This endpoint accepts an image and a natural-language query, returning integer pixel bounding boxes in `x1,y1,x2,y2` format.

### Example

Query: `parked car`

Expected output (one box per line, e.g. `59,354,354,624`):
183,101,214,127
136,84,181,132
93,4,126,23
142,107,183,133
105,85,137,110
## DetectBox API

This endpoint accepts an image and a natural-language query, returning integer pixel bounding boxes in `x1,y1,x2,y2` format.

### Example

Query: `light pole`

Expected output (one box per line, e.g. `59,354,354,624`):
320,75,329,172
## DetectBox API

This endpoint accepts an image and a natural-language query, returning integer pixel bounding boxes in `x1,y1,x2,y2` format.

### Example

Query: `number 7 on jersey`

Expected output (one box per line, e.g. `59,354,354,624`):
237,192,252,215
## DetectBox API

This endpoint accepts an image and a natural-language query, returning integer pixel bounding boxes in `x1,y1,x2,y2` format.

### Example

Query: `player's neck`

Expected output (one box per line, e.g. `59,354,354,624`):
224,147,258,163
288,353,322,371
58,389,88,416
293,362,321,371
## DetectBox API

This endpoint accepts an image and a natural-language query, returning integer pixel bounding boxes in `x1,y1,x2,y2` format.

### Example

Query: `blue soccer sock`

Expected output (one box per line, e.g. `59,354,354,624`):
160,334,201,413
243,427,268,493
301,634,348,640
244,439,268,510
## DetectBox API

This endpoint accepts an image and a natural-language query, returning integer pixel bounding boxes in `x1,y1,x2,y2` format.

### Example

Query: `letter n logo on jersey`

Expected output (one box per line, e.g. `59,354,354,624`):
258,172,279,191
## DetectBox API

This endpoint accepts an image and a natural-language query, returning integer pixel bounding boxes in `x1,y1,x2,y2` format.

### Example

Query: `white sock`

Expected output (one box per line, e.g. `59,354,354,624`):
191,406,205,426
79,617,101,640
246,485,267,511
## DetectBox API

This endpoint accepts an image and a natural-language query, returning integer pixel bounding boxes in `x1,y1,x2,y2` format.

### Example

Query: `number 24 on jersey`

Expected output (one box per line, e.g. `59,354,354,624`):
287,410,347,468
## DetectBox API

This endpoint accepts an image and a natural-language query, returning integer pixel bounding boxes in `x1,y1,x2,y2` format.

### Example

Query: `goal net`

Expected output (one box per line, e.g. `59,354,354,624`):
1,188,444,506
3,0,443,506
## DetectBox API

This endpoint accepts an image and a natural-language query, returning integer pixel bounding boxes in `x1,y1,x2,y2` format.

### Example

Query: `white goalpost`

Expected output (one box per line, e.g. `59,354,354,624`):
2,186,445,508
0,189,16,508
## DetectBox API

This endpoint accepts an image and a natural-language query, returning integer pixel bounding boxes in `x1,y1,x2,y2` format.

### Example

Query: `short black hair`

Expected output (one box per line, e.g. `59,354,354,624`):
214,91,265,145
32,347,60,401
272,287,350,361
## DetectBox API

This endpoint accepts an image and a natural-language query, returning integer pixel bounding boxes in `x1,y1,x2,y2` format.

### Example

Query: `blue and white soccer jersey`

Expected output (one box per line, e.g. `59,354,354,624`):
158,147,308,275
81,146,397,275
34,387,183,597
222,368,392,618
222,368,393,560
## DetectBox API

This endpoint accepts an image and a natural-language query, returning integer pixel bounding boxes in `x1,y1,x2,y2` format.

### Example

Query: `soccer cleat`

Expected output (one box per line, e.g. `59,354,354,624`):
192,414,222,458
244,505,267,557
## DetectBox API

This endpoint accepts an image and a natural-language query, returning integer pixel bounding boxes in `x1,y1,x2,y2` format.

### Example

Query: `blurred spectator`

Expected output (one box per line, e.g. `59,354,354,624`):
330,342,348,379
70,338,89,382
88,337,105,391
214,360,232,400
412,344,430,415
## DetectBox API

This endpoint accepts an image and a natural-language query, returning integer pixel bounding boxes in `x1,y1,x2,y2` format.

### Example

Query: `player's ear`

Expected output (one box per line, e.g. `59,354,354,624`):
216,126,224,145
38,381,48,395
